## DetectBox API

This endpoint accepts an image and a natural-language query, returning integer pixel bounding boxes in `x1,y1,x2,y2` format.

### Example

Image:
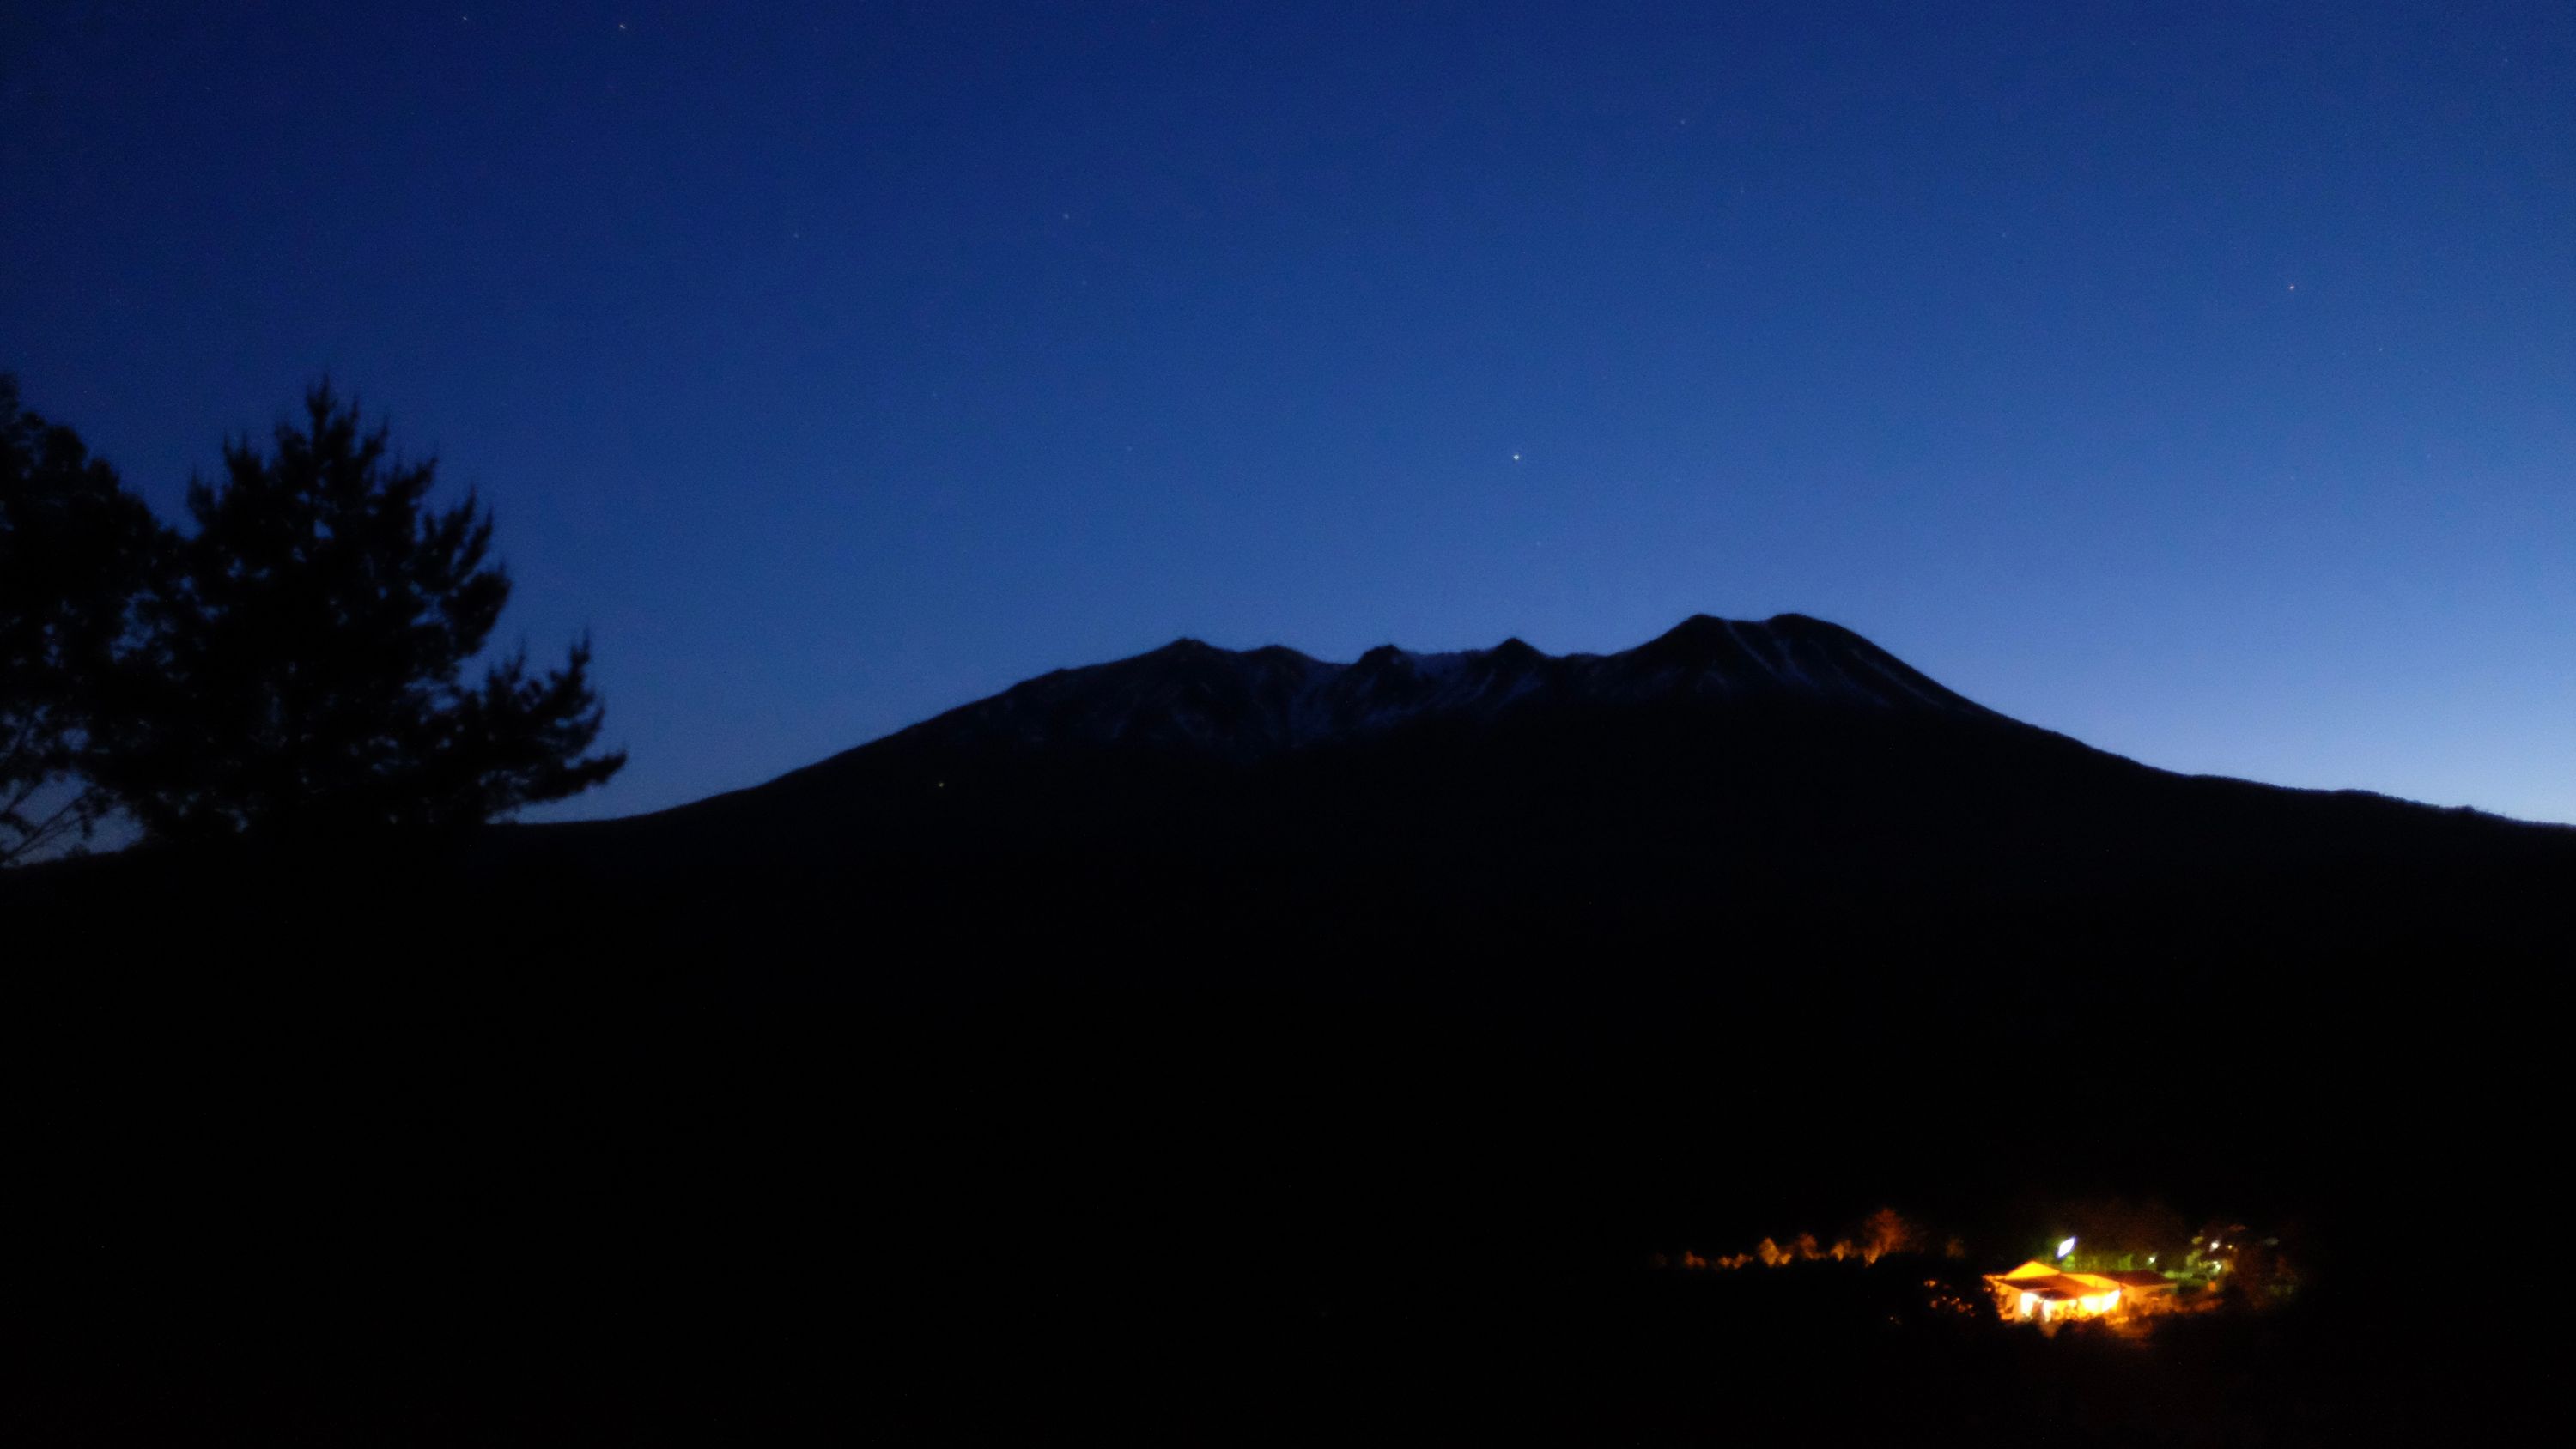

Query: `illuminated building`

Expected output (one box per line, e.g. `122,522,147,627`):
1982,1259,2177,1324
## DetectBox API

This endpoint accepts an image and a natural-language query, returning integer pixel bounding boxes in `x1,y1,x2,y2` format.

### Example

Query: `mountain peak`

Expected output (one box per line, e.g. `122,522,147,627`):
1638,612,1749,658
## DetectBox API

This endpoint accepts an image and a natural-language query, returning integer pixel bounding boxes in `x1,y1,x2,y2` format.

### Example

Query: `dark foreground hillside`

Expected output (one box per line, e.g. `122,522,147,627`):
6,625,2567,1443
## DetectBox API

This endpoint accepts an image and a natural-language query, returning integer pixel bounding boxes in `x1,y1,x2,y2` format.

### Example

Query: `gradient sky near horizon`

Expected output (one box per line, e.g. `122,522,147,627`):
5,3,2571,823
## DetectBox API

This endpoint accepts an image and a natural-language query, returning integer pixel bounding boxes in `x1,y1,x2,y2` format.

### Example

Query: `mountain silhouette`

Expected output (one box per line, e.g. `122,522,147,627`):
20,609,2567,1072
478,611,2563,1006
7,613,2565,1441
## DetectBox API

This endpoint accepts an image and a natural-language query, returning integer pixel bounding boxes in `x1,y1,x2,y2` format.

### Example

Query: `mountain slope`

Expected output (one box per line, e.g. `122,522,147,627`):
493,611,2568,1012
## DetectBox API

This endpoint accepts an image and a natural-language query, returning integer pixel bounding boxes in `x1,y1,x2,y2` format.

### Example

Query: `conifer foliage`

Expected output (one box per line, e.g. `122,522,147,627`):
97,385,624,841
0,378,162,863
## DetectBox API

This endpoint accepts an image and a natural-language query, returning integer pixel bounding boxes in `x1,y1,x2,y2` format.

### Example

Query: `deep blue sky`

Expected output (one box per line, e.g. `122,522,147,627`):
5,3,2571,822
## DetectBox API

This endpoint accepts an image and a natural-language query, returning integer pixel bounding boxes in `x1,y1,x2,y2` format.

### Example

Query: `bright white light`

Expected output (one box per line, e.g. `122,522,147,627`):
2056,1236,2076,1260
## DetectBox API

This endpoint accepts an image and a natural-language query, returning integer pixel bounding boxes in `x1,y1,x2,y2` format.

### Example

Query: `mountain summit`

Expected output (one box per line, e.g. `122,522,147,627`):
896,613,2004,761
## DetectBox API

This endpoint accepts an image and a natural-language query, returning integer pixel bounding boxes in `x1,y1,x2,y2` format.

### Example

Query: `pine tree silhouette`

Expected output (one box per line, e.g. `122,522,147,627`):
101,384,623,840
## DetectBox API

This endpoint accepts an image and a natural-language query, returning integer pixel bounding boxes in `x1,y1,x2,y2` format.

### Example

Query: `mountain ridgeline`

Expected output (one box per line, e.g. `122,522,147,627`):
493,610,2569,1008
25,608,2568,1040
891,612,2004,759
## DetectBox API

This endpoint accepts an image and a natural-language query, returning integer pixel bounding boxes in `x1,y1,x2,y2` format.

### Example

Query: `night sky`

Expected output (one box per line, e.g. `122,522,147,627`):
4,3,2569,823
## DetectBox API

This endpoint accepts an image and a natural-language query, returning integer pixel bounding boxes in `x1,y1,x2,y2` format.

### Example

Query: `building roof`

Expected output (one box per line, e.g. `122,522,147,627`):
1984,1267,2133,1300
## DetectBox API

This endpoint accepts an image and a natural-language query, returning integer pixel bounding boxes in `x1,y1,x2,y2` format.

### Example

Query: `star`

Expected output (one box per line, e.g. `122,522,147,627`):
1511,452,1522,462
